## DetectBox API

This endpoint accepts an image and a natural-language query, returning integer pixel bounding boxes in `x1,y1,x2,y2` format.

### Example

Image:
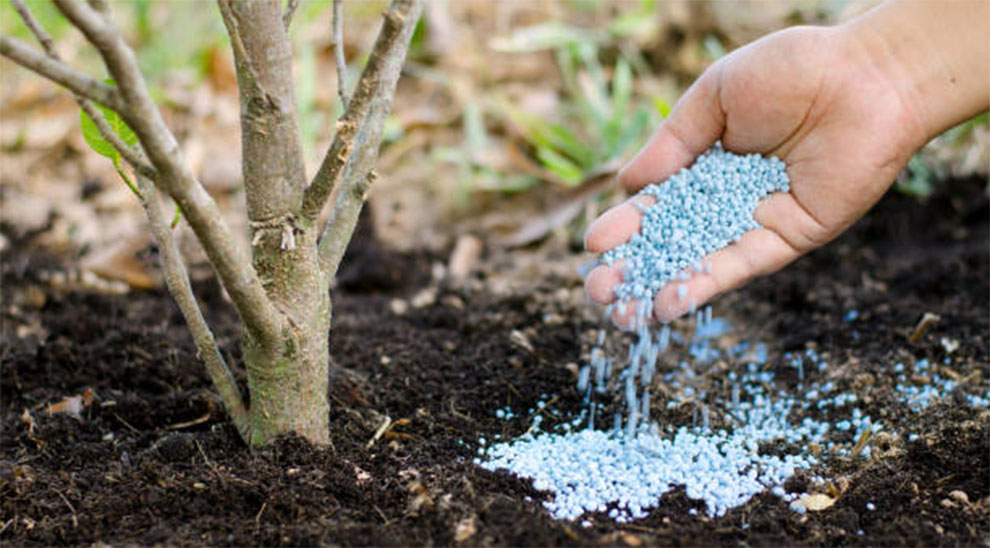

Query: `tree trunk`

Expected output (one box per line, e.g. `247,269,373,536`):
219,0,331,447
242,285,331,446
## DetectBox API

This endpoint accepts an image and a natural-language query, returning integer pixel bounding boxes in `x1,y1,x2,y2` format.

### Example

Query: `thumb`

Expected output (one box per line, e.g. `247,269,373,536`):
619,65,727,192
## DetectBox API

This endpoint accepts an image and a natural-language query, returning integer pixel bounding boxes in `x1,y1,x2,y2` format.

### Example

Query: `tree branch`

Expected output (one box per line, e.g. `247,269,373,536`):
318,170,376,276
333,0,349,110
301,0,422,227
12,0,249,436
50,0,285,344
282,0,299,31
216,0,265,98
9,0,155,180
136,175,251,439
0,36,124,112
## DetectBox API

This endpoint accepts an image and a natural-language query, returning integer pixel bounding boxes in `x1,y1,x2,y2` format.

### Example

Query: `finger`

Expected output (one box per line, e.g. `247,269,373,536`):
652,228,800,322
618,67,726,193
584,195,655,253
585,262,623,304
752,191,830,254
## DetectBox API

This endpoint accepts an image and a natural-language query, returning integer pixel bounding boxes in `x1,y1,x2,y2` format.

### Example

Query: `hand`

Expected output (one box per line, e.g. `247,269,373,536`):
583,25,929,326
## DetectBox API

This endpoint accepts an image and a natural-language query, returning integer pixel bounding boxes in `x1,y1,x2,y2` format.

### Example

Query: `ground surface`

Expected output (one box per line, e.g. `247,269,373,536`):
1,179,988,547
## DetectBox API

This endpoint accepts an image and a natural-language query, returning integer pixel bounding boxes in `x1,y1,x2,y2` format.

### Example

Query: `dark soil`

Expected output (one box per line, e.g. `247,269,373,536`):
2,180,988,547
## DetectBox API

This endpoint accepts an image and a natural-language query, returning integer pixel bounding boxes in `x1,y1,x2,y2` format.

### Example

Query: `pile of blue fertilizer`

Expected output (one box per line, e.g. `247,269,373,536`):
480,356,822,521
602,145,789,303
478,318,990,523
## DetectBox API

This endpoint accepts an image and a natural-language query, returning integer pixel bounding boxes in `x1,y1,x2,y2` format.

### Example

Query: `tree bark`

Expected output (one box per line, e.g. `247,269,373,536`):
219,0,330,446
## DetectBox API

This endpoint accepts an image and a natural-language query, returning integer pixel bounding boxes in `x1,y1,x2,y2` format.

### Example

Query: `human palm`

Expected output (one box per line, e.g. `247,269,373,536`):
585,26,928,325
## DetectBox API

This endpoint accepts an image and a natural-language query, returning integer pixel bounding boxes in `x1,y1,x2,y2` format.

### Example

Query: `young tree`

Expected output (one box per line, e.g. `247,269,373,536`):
1,0,424,446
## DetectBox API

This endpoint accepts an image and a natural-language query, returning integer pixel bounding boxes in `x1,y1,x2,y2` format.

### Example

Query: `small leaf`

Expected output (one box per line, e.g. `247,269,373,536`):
652,96,672,118
171,202,182,229
80,109,119,160
489,23,594,53
611,57,633,118
79,101,138,161
537,146,583,186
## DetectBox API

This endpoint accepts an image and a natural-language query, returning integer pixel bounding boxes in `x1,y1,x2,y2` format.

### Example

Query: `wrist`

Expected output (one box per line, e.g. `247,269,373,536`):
840,0,990,143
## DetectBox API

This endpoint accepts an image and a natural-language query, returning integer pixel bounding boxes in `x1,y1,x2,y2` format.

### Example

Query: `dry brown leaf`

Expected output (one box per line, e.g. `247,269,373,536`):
798,493,836,512
80,233,156,290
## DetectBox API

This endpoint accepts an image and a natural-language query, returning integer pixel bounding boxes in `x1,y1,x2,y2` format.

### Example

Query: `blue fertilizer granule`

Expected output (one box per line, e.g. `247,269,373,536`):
478,316,990,523
602,145,789,304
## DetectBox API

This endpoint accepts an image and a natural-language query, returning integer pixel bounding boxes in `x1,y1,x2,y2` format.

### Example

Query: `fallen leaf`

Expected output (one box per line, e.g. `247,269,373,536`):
80,233,157,290
798,493,836,511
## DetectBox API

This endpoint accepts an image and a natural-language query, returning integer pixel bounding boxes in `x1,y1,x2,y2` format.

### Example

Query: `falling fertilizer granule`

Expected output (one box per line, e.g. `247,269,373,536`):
476,146,990,524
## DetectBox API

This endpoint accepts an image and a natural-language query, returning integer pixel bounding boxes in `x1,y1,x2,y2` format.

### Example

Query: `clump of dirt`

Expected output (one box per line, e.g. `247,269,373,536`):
2,179,988,546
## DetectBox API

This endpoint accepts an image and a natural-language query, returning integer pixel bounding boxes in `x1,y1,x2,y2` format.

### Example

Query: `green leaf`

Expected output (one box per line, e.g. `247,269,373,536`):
80,108,119,160
463,102,488,158
79,80,141,199
652,96,672,119
505,104,592,167
611,57,632,118
79,100,138,162
537,146,583,186
489,23,595,53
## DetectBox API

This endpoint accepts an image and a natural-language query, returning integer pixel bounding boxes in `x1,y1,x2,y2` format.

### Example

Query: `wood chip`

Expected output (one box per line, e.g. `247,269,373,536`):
908,312,941,344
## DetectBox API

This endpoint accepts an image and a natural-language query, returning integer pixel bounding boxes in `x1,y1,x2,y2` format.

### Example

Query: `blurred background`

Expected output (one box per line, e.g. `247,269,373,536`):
2,0,987,296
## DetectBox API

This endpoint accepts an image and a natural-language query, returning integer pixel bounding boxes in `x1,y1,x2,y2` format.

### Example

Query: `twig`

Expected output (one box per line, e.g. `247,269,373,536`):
849,426,873,459
333,0,349,109
254,500,268,530
136,175,250,438
314,0,424,275
282,0,299,30
11,0,251,433
112,412,140,434
301,0,423,228
54,490,78,528
52,0,285,344
10,0,55,53
10,0,155,179
0,36,124,112
908,312,940,344
165,402,214,430
365,414,392,449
